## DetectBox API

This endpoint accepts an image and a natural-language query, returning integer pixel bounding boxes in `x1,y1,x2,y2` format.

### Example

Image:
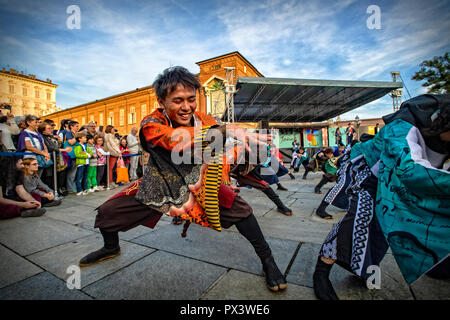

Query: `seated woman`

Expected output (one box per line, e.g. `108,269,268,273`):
22,158,61,207
0,156,46,218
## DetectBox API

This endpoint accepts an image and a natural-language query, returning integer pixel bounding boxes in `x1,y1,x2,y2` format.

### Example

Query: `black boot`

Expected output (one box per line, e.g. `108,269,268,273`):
314,175,328,194
289,172,295,179
79,229,121,267
235,214,287,292
302,168,310,180
262,187,292,216
277,183,288,191
316,200,332,219
313,256,339,300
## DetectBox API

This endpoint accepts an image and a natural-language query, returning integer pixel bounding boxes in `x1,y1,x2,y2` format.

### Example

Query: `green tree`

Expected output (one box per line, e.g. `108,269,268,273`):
412,52,449,94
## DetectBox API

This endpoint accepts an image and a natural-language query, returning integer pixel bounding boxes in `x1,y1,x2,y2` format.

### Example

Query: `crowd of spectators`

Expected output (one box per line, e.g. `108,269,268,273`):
0,103,148,219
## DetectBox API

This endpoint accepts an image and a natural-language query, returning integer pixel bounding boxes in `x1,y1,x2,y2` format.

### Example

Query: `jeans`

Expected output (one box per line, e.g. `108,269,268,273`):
129,155,139,180
75,165,88,193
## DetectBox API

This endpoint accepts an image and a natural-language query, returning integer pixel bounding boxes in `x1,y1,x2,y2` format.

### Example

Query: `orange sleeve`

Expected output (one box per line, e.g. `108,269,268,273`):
141,122,197,152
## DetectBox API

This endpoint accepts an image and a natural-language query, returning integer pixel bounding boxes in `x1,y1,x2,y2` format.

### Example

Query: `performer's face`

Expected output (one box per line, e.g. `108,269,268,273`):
158,84,197,127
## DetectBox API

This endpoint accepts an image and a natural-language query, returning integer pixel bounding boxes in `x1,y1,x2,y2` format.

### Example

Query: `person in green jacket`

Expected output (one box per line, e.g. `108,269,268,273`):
74,132,93,196
313,148,340,197
86,134,99,193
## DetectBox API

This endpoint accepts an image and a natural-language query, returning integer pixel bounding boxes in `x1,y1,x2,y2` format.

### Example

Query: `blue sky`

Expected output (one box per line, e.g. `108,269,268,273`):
0,0,449,120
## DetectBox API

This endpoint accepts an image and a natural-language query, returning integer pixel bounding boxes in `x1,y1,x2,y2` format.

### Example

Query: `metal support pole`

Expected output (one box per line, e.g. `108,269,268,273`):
52,152,60,200
106,155,110,190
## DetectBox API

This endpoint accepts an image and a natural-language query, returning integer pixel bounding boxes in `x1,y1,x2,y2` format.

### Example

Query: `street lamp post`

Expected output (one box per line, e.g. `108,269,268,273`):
355,115,361,140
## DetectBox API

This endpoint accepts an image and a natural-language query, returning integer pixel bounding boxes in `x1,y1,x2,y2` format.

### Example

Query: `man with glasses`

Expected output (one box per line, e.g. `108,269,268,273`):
84,121,97,137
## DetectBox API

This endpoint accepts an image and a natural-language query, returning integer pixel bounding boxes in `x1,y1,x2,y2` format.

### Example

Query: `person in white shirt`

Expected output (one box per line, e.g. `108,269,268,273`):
126,127,140,181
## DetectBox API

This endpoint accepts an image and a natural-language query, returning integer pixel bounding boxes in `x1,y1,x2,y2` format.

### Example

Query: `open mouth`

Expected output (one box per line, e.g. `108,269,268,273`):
178,113,192,121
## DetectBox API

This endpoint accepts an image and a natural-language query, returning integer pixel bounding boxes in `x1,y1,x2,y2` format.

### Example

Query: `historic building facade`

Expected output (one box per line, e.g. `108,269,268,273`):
0,67,59,117
45,52,263,134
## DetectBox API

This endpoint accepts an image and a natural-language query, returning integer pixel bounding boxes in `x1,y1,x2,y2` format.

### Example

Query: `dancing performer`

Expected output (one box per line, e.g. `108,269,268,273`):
253,136,292,190
315,134,374,220
302,148,327,180
291,147,309,174
78,66,288,292
313,94,450,300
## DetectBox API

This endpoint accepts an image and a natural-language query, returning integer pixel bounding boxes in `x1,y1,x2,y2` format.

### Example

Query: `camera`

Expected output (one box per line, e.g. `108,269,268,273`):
0,104,12,111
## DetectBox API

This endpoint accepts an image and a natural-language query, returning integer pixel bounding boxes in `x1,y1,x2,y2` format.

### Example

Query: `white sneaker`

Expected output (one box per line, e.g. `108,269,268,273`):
76,192,84,196
88,188,95,193
82,190,89,195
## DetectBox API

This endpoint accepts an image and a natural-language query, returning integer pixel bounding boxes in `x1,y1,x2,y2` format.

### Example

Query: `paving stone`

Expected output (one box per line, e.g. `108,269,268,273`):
255,216,333,244
201,269,316,300
132,223,299,275
83,250,227,300
27,234,155,288
0,216,94,256
0,272,92,300
43,204,98,225
0,244,43,289
265,198,313,219
410,275,450,300
286,243,413,300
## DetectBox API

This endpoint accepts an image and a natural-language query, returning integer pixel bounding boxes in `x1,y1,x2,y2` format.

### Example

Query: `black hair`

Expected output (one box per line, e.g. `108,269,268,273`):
68,120,79,129
60,119,70,131
0,116,7,124
86,134,94,141
153,66,200,101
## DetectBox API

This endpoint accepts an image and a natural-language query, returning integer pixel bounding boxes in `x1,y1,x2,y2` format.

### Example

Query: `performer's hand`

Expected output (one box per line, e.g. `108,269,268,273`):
226,124,272,152
230,185,240,192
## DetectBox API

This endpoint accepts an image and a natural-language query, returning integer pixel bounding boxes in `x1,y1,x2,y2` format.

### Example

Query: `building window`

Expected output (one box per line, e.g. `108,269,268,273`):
153,101,159,111
35,90,40,98
108,112,114,126
23,88,27,96
47,93,51,100
244,65,247,73
9,85,14,94
119,108,125,126
213,64,221,70
141,104,147,118
128,107,136,124
81,117,86,125
90,115,95,123
99,113,104,126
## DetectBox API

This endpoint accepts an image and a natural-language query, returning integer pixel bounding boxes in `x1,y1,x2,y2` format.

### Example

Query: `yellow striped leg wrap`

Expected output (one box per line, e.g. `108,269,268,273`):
203,145,223,231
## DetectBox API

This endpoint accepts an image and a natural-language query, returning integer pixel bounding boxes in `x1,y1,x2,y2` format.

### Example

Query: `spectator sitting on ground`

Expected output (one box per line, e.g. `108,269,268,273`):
0,156,46,218
22,158,61,207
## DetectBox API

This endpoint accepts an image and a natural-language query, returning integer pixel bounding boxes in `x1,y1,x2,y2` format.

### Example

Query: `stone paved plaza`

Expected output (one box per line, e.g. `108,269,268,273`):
0,170,448,300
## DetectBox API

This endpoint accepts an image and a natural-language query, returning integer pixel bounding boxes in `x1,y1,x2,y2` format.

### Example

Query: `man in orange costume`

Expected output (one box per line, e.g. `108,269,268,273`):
78,66,287,292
